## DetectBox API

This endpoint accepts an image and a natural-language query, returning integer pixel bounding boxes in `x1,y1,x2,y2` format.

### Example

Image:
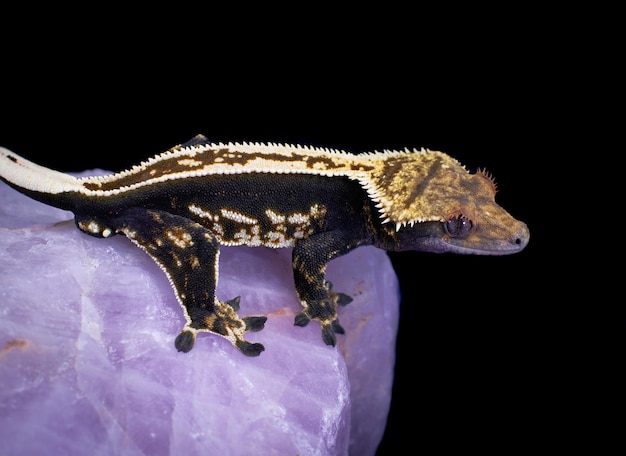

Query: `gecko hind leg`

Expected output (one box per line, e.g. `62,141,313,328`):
112,207,266,356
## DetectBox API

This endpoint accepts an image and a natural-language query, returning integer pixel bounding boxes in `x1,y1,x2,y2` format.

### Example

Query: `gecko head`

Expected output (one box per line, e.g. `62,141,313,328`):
378,160,530,255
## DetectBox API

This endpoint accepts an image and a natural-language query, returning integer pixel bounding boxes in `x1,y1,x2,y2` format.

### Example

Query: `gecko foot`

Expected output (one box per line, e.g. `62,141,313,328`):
176,296,266,355
294,282,350,346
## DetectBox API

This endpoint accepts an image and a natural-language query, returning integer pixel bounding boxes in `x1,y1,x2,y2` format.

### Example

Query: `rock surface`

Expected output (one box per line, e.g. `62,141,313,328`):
0,172,400,456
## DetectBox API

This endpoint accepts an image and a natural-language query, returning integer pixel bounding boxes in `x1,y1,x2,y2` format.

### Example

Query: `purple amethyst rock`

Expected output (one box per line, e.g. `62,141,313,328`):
0,172,399,455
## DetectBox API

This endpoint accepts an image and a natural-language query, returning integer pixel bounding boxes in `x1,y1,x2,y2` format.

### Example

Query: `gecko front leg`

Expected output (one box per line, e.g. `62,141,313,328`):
292,231,357,346
105,208,266,356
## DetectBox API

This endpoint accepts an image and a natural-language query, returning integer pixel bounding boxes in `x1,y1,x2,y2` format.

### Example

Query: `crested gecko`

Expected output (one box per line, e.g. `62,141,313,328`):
0,135,529,356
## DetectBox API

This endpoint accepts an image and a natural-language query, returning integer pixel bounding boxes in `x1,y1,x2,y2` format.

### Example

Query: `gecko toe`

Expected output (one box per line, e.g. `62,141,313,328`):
236,340,265,357
331,319,345,334
175,330,196,353
225,296,241,311
294,311,310,327
243,315,267,332
335,293,353,307
321,324,337,346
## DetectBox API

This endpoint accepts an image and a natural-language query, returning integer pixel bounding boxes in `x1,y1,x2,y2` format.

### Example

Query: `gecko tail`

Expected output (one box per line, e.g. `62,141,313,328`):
0,147,83,202
0,146,87,211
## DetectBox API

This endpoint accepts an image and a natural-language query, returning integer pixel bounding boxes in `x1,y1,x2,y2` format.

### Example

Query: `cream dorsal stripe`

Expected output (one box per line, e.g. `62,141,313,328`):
77,142,417,192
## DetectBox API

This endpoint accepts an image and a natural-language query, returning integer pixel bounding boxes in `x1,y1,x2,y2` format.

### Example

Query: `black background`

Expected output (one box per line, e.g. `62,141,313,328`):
1,16,562,453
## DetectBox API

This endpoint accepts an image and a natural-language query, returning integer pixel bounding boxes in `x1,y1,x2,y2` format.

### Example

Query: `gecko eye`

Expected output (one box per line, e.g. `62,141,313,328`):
444,215,475,238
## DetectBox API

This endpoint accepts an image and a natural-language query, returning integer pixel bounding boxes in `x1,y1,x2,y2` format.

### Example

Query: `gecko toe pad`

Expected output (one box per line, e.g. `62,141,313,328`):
235,339,265,357
320,319,346,346
175,330,196,353
243,316,267,332
331,319,345,334
225,296,241,311
320,324,337,346
293,311,311,327
336,293,353,307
